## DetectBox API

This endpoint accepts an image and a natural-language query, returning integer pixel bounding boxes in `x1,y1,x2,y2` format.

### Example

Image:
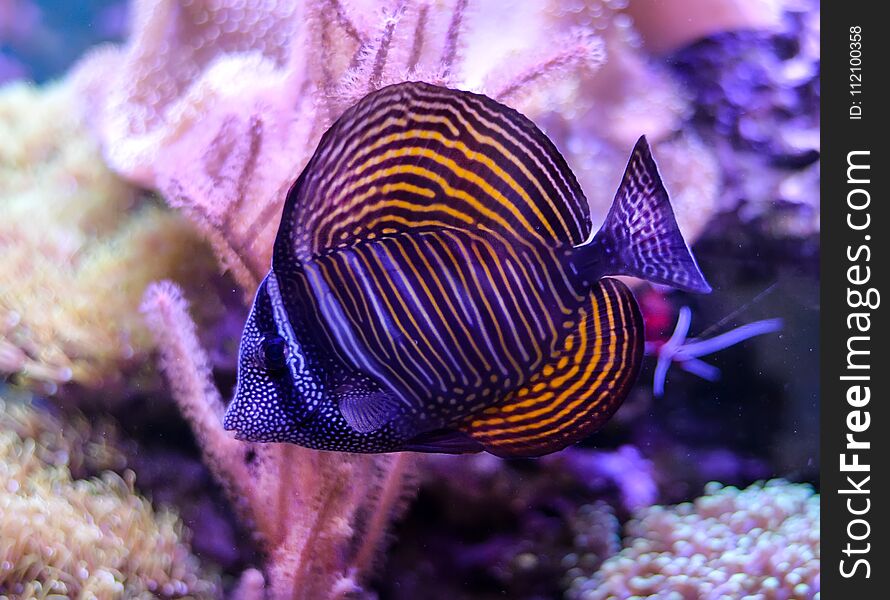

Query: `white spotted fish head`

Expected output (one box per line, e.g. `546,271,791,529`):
224,272,324,443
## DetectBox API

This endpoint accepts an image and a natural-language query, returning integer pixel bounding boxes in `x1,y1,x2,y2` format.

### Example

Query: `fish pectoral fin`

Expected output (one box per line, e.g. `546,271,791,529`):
338,391,400,434
403,428,485,454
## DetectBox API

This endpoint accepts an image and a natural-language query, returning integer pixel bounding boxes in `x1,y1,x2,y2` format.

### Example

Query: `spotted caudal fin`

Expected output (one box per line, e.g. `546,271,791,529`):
571,136,711,294
455,278,644,458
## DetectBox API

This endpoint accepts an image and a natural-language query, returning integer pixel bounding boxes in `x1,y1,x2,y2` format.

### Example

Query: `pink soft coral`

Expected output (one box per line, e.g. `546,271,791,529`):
75,0,606,294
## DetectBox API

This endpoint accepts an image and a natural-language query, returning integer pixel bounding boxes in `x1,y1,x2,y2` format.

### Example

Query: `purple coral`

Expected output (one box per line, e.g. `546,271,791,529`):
647,306,783,397
567,480,820,600
543,445,658,512
669,5,819,165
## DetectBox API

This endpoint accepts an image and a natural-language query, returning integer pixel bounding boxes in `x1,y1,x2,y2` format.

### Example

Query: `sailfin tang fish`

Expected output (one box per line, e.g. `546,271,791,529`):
223,81,710,457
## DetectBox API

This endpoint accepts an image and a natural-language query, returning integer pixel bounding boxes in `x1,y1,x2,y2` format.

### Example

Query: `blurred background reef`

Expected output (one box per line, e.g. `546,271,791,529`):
1,0,819,598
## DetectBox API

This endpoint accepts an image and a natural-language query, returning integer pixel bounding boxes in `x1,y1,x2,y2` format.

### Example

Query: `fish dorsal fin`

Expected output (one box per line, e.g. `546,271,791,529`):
337,388,400,434
274,81,591,266
456,278,644,458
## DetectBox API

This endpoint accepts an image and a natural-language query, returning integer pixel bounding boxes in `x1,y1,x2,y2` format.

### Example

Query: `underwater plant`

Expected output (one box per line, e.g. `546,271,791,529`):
0,396,217,599
566,479,820,599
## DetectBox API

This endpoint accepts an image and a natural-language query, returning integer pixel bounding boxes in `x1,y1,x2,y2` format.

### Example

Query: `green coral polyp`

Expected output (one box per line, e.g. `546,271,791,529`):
0,80,217,393
0,398,218,599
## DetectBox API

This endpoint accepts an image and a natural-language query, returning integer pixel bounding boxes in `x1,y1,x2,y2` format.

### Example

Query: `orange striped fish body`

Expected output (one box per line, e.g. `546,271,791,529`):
224,82,710,456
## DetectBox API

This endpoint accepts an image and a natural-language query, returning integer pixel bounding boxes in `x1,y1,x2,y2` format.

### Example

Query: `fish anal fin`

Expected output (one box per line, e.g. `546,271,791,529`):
573,136,711,294
404,428,485,454
338,390,400,434
457,278,644,458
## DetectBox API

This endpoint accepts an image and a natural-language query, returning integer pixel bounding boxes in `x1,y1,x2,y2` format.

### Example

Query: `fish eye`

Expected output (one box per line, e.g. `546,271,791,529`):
259,335,288,372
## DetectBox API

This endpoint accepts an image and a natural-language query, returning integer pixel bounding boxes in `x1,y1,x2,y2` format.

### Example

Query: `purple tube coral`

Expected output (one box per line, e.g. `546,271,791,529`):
646,306,783,397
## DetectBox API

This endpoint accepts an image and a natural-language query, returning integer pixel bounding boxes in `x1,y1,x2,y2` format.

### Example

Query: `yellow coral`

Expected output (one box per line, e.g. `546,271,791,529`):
0,80,217,392
0,393,127,478
0,398,217,599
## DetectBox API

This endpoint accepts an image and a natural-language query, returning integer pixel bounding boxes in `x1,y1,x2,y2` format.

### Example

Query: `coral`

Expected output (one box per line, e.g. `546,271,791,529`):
540,0,721,242
70,2,616,596
669,0,820,235
1,2,820,599
567,480,820,599
0,397,217,599
74,0,608,293
0,392,128,478
0,79,218,393
141,281,416,599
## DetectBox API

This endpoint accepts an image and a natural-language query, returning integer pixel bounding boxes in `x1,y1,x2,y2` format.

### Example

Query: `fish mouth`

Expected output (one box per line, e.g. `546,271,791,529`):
222,404,278,443
222,402,241,434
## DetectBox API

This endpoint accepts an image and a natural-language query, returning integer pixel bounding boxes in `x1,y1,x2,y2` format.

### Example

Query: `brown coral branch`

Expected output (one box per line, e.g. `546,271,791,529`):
351,453,417,579
172,201,261,295
224,116,265,234
439,0,469,80
270,457,355,598
367,1,407,93
324,0,367,44
490,32,606,103
141,281,417,599
140,282,257,521
310,0,349,124
406,3,430,75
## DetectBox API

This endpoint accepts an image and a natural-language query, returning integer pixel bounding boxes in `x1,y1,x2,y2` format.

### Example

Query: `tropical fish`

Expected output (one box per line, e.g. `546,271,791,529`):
223,81,710,457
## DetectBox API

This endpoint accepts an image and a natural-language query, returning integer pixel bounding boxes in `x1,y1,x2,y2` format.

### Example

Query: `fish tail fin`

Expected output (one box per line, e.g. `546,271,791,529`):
571,136,711,294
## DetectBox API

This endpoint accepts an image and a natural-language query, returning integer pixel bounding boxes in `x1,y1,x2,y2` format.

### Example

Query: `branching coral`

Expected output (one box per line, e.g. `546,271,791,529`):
532,0,722,241
0,79,218,393
567,480,820,599
75,0,608,294
0,397,217,599
141,281,416,599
